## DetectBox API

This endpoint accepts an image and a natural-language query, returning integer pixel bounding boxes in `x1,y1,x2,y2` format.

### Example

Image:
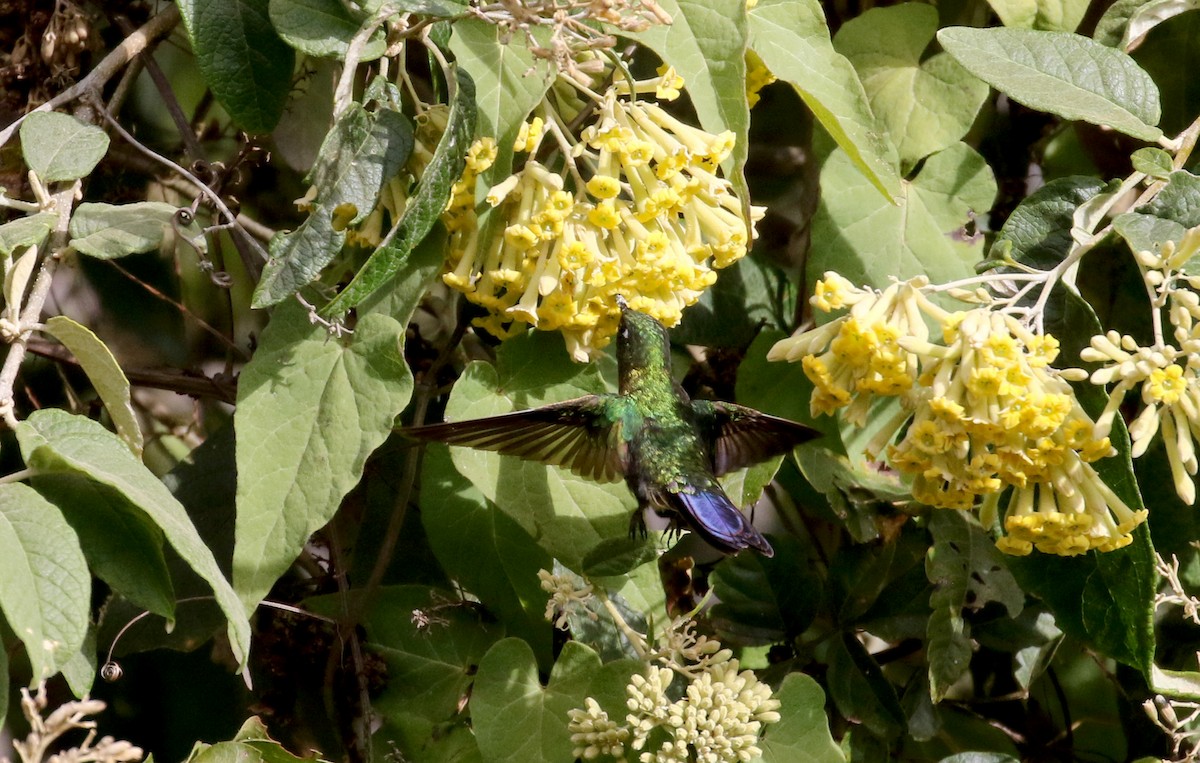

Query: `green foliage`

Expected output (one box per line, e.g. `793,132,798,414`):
177,0,294,133
3,2,1200,762
748,0,900,199
938,27,1163,141
19,112,109,182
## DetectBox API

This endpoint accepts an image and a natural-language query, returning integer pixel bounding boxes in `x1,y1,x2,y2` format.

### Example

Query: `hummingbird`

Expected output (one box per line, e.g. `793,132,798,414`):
403,300,818,556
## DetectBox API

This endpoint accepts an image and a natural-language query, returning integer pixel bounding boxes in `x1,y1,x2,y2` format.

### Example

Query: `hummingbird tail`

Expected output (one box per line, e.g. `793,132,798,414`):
671,490,774,557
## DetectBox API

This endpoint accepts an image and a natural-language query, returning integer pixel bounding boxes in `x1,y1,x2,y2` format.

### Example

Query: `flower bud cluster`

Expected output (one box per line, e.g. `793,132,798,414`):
1076,225,1200,505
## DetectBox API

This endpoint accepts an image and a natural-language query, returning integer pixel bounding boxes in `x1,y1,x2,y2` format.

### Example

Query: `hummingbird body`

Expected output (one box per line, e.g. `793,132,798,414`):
403,303,817,556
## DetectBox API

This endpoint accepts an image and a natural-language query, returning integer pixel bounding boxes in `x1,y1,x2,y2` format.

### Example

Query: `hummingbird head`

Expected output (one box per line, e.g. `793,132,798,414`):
616,297,670,385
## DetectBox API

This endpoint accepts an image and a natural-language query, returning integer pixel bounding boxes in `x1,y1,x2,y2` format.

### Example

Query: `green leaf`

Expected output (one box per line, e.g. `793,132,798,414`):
441,331,634,570
0,213,56,256
234,303,414,609
926,511,1024,701
992,176,1105,269
32,473,174,619
15,410,251,669
737,331,840,438
1142,170,1200,226
450,19,549,166
826,632,906,737
581,535,658,578
673,255,786,347
1112,212,1187,256
308,584,502,757
43,315,143,456
759,673,846,762
1094,0,1148,46
632,0,752,198
809,142,996,292
834,4,989,169
69,202,187,259
19,112,109,182
254,104,414,307
472,639,599,763
710,535,822,644
749,0,901,201
0,482,89,682
1118,0,1200,49
420,445,554,655
177,0,295,133
937,27,1162,141
268,0,387,60
321,70,475,317
1132,146,1174,178
985,0,1090,31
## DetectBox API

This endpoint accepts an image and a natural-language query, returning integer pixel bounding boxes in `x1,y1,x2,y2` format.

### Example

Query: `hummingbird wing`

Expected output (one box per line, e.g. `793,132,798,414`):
400,395,628,483
691,400,819,476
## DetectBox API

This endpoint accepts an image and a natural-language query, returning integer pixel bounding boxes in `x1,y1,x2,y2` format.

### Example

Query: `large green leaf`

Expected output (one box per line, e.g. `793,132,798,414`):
420,445,554,659
68,202,190,260
749,0,900,200
308,585,501,761
632,0,751,198
254,104,414,307
43,315,142,456
177,0,295,133
986,0,1090,31
471,639,599,763
0,213,56,256
233,304,413,609
268,0,387,60
710,535,823,644
834,4,989,170
809,142,996,292
826,632,906,738
32,473,174,620
441,332,634,570
926,511,1024,701
938,27,1162,141
759,673,846,762
320,70,475,317
19,112,109,182
15,410,251,668
450,18,549,158
0,482,89,683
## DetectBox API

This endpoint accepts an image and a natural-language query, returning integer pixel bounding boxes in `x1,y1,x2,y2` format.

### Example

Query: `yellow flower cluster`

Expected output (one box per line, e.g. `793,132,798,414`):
745,50,775,108
769,273,1147,556
441,69,761,361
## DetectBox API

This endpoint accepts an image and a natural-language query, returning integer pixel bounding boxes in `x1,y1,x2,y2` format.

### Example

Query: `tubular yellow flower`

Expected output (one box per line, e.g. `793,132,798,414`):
771,276,1143,556
439,75,761,360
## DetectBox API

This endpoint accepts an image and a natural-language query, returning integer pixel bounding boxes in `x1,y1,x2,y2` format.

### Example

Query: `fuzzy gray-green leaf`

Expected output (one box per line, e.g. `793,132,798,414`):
938,27,1162,141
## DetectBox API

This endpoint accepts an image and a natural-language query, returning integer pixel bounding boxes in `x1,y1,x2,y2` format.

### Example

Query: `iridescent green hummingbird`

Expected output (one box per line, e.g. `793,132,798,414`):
404,299,818,556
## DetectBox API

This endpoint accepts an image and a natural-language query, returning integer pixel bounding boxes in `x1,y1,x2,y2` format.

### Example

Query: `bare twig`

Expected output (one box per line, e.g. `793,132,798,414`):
25,338,238,403
0,184,76,428
0,6,182,147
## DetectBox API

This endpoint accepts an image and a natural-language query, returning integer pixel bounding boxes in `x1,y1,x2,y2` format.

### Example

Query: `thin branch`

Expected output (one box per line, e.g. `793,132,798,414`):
25,338,238,403
105,259,250,360
0,184,76,428
0,6,182,147
113,14,205,161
